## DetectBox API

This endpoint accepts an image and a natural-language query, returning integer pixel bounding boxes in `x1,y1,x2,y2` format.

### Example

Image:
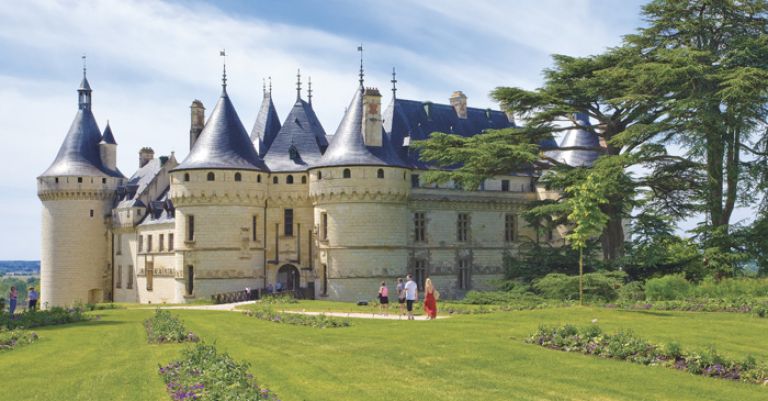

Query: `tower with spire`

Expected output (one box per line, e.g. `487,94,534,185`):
37,62,125,307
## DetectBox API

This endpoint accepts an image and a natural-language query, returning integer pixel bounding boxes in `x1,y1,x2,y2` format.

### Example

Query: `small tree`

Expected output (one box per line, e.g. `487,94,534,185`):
565,174,609,305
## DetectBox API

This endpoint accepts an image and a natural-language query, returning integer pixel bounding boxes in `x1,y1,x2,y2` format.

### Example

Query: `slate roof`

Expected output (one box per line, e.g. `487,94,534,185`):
115,158,164,208
139,189,175,226
250,93,282,157
100,122,117,145
314,87,408,168
39,78,124,178
263,98,327,172
551,113,601,167
175,89,268,171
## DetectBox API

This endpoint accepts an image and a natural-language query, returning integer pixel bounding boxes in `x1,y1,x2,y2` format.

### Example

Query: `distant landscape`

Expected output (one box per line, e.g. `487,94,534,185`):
0,260,40,276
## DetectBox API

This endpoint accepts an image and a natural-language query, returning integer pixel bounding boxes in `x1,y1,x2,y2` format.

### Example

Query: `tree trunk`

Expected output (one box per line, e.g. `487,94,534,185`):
579,248,584,306
600,208,625,261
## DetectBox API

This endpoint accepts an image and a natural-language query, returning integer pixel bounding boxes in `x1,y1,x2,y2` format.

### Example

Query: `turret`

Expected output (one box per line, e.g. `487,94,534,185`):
251,78,282,156
190,100,205,150
37,66,124,307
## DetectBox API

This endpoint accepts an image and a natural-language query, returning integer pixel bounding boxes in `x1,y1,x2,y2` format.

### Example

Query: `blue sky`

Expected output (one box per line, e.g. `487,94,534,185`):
0,0,654,259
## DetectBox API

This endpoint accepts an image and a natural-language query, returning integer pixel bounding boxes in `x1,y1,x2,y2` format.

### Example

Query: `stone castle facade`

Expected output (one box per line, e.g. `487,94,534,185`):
37,66,600,306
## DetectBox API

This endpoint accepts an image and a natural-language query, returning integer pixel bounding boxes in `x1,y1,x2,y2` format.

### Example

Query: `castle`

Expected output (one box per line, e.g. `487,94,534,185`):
37,62,600,306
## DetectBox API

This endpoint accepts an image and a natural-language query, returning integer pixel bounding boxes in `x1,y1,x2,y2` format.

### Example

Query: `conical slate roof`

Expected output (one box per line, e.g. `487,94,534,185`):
39,79,123,178
315,87,407,168
175,90,268,171
250,93,282,157
553,113,600,167
263,99,327,172
79,76,92,91
100,122,117,145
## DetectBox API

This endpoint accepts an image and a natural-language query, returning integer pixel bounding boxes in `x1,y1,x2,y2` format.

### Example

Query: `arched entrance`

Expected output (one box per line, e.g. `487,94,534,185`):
277,264,300,291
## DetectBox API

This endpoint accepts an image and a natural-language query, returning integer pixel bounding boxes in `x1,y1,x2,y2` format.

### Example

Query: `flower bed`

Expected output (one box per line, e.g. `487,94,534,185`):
0,329,38,351
159,343,278,401
245,306,350,328
260,294,299,305
145,309,199,344
607,298,768,318
527,324,768,385
0,306,90,329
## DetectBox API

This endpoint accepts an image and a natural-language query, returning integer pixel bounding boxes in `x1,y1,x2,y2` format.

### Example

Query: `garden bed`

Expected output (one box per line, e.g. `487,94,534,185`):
607,299,768,318
145,309,199,344
244,306,350,328
528,324,768,385
1,306,90,329
0,329,38,351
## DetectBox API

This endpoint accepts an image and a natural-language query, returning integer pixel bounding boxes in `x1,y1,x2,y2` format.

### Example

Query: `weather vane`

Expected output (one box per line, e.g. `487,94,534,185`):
220,49,227,89
357,44,364,87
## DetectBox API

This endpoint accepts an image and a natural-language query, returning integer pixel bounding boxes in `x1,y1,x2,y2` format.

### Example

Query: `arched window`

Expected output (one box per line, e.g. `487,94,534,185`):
207,172,215,181
77,177,83,183
234,172,242,182
287,175,294,184
403,171,407,180
273,176,278,184
257,174,262,183
301,176,307,184
377,169,384,179
343,168,351,179
184,173,190,182
317,171,322,180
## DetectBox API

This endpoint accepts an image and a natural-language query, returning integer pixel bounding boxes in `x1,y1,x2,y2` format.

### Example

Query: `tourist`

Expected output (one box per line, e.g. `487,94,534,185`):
423,278,438,320
396,277,405,316
266,283,274,295
378,281,389,314
28,287,38,311
275,281,283,293
404,274,418,320
8,286,17,318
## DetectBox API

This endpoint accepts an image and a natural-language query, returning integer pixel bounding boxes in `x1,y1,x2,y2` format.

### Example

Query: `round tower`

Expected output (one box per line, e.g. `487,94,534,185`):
309,85,411,301
37,70,124,307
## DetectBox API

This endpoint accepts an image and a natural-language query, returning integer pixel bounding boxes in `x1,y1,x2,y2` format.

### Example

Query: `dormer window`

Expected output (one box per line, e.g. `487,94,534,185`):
234,172,242,182
343,169,351,179
289,145,299,161
207,172,215,181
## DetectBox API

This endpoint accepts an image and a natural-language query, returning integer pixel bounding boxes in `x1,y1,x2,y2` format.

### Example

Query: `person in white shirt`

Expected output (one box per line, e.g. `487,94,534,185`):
404,274,419,320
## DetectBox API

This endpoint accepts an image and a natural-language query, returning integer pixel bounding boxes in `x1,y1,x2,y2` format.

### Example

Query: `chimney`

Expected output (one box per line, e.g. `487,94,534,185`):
139,147,154,168
190,99,205,150
362,87,382,147
450,91,468,119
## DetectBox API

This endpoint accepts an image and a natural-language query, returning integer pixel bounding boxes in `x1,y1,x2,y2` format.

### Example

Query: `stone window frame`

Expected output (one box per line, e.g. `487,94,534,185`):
413,259,428,291
116,264,122,289
287,175,294,184
505,214,517,242
457,213,470,242
284,208,294,237
234,172,242,182
457,258,471,290
413,212,426,243
343,168,351,179
168,233,174,251
159,234,164,252
320,212,328,241
207,172,215,181
127,265,134,289
377,168,385,179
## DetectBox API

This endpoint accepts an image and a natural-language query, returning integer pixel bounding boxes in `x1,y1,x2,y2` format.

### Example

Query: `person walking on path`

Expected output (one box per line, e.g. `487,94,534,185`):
377,281,389,314
28,287,38,311
8,286,17,318
423,278,438,320
404,274,418,320
396,278,405,317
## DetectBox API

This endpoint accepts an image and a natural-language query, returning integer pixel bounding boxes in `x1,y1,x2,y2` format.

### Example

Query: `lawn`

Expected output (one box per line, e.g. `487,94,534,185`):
0,304,766,401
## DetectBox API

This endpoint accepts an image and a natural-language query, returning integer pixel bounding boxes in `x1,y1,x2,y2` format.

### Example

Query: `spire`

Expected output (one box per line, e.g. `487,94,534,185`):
391,67,397,99
307,76,313,105
101,120,117,145
78,55,92,110
357,44,364,89
296,68,302,101
220,49,227,92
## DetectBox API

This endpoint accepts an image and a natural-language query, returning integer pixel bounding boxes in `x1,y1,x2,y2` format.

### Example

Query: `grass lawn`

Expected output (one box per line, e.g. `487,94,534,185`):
0,305,766,401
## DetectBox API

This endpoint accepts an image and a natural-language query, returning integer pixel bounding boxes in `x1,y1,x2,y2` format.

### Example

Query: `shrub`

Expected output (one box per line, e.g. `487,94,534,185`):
245,306,350,328
260,294,298,305
644,275,691,301
0,329,38,351
145,309,199,344
616,298,768,318
617,281,645,302
159,343,277,400
0,306,89,329
690,277,768,299
533,272,625,302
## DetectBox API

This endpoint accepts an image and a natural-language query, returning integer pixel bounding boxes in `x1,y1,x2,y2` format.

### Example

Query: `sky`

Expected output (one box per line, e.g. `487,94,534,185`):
0,0,653,260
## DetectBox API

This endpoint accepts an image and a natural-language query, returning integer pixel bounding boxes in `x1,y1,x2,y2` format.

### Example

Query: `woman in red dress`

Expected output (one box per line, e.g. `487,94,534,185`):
423,278,438,320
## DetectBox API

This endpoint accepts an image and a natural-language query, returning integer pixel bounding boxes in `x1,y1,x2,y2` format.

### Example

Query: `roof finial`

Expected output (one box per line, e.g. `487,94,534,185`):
296,68,302,100
391,66,397,99
307,76,313,105
82,54,87,78
268,76,272,94
262,78,266,96
357,44,364,89
220,49,227,91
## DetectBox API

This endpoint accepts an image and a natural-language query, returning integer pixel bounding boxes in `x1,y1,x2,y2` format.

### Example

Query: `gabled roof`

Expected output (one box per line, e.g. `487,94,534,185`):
100,122,117,145
175,89,268,171
552,113,601,167
315,87,407,168
263,99,327,172
250,93,282,157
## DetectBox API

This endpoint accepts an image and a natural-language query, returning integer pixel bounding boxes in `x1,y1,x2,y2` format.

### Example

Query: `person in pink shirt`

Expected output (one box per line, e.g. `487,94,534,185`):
378,281,389,314
8,286,17,318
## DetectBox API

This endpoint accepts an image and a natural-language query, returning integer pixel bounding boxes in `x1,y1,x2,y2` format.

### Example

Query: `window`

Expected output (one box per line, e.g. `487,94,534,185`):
116,265,122,289
55,177,59,183
411,174,420,188
184,173,190,182
102,178,106,184
146,263,154,291
301,176,307,184
501,179,510,192
138,235,144,252
287,175,294,184
147,235,153,252
321,212,328,240
252,216,258,241
284,209,294,236
186,265,194,296
414,212,426,242
322,264,328,296
317,171,322,180
127,265,134,289
377,169,384,179
187,215,195,241
159,234,164,251
207,172,215,181
414,260,427,291
457,213,470,242
168,233,174,251
273,176,278,184
234,172,242,182
90,209,94,218
505,214,517,242
458,259,471,290
257,174,262,183
116,234,122,255
343,168,351,178
78,177,83,183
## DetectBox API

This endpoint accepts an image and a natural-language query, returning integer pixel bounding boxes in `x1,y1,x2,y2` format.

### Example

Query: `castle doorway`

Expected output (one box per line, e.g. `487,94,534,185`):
277,264,300,291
